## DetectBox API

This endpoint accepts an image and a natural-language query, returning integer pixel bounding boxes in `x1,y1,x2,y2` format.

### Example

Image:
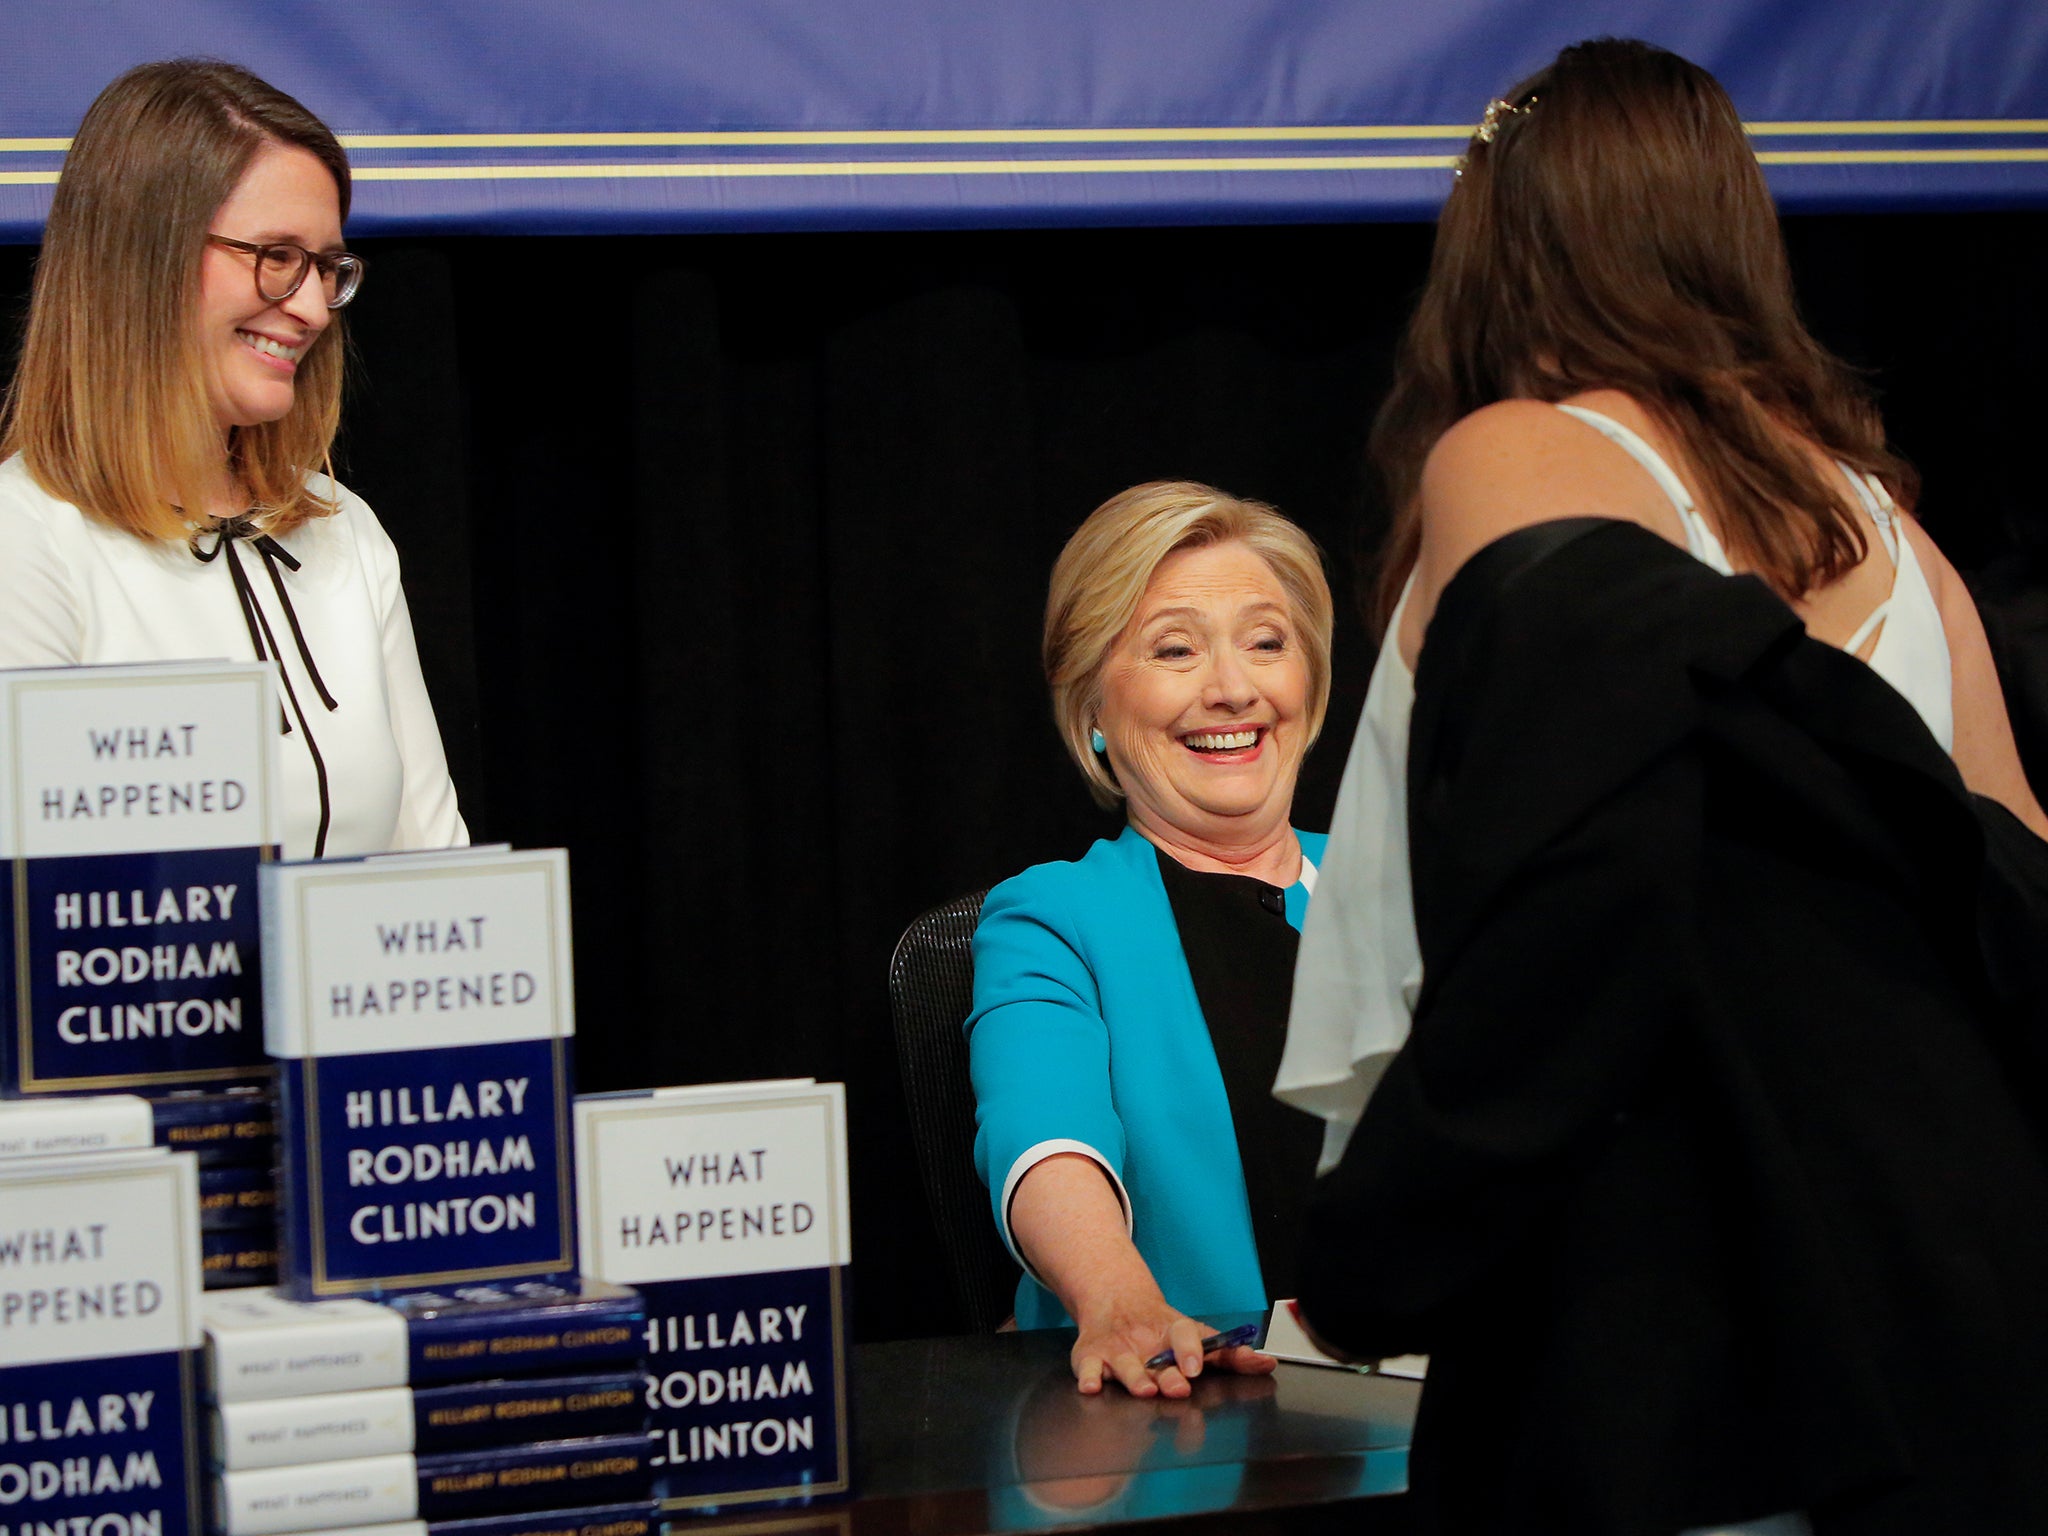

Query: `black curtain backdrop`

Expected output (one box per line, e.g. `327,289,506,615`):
2,213,2043,1340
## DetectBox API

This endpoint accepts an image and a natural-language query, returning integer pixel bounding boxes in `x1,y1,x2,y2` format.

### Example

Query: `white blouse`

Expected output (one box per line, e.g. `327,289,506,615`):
0,455,467,859
1277,413,1954,1170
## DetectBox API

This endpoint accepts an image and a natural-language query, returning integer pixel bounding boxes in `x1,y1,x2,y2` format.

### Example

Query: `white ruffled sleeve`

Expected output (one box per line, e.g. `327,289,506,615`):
0,467,88,667
1276,595,1423,1172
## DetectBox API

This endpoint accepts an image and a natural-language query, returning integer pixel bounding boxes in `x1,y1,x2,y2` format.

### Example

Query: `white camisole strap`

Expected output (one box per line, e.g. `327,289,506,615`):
1554,404,1736,574
1847,470,1954,752
1555,407,1927,698
1836,466,1898,657
1279,410,1954,1166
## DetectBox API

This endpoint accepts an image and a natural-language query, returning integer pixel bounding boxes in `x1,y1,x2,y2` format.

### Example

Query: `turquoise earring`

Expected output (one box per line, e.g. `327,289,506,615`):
1090,728,1107,754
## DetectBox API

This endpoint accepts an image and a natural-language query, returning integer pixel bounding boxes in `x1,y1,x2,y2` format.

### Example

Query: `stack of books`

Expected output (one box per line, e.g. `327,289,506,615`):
204,1281,660,1536
2,661,286,1289
203,849,664,1536
575,1079,853,1513
0,1096,208,1536
156,1086,283,1287
6,661,857,1525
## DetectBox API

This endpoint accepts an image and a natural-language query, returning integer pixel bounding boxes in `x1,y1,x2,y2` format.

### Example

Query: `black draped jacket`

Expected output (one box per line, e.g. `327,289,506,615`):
1298,520,2048,1536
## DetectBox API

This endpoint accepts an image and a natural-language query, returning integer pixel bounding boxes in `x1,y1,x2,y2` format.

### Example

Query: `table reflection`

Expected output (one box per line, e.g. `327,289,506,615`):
987,1329,1411,1530
688,1327,1415,1535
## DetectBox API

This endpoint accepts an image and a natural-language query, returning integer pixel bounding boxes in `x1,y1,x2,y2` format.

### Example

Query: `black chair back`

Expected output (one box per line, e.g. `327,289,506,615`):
887,890,1021,1333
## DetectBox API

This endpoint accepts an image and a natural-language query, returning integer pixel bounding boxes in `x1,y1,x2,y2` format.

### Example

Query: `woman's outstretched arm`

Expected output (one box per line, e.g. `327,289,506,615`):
1011,1152,1273,1397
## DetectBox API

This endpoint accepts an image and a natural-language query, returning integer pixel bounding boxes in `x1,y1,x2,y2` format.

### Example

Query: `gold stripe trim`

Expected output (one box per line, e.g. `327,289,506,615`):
3,119,2047,157
1747,119,2048,136
348,154,1459,181
1756,147,2048,165
340,125,1473,149
4,145,2047,193
0,127,1469,154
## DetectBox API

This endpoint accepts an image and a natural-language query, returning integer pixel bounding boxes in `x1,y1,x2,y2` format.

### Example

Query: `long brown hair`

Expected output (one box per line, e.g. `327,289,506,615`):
0,59,352,540
1371,38,1915,623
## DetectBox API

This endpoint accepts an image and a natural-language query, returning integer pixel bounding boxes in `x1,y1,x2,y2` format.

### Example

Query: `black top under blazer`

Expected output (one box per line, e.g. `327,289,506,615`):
1297,519,2048,1536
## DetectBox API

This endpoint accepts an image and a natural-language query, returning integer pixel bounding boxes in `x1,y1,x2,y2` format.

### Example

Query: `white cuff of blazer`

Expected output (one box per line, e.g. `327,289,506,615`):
999,1138,1134,1286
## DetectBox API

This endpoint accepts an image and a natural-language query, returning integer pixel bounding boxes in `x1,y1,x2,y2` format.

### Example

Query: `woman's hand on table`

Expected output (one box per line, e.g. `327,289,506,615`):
1009,1153,1276,1397
1070,1297,1276,1398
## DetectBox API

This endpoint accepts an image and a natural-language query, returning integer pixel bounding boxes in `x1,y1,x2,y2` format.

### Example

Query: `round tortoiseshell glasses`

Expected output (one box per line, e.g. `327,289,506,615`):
207,234,365,309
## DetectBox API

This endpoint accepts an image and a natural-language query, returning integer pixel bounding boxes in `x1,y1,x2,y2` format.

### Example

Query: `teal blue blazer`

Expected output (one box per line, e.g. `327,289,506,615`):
967,824,1327,1330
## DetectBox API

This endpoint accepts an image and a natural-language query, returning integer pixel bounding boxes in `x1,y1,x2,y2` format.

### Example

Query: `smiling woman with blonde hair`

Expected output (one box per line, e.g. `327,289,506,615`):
0,59,465,858
967,479,1334,1397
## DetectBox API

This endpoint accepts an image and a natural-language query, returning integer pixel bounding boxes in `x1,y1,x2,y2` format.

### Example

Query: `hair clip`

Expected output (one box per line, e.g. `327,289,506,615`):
1474,93,1537,145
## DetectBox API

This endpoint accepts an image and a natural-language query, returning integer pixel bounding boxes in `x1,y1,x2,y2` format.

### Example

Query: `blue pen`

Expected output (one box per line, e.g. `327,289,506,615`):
1145,1321,1260,1371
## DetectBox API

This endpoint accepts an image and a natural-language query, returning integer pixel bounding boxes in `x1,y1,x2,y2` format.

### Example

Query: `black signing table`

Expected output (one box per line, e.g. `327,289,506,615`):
689,1321,1417,1536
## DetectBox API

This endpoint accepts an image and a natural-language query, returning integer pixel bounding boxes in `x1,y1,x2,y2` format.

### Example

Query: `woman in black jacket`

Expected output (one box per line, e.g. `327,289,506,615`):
1283,38,2048,1536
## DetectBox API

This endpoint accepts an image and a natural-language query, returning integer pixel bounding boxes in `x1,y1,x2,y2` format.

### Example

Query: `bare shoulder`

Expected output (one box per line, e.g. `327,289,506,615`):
1423,396,1684,552
1421,400,1594,515
1898,510,2048,836
1402,396,1685,661
1896,509,1995,679
1894,509,1960,605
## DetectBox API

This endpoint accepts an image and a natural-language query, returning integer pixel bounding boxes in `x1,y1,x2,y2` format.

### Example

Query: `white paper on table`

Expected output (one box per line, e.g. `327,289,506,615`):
1265,1300,1427,1379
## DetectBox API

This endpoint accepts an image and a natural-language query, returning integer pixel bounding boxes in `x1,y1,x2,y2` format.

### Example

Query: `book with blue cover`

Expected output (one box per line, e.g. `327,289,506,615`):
211,1369,647,1468
0,661,282,1096
575,1080,852,1512
203,1280,647,1401
262,848,577,1299
212,1431,654,1535
203,1226,281,1288
0,1147,204,1536
0,1090,154,1158
152,1086,278,1165
295,1501,662,1536
200,1162,280,1230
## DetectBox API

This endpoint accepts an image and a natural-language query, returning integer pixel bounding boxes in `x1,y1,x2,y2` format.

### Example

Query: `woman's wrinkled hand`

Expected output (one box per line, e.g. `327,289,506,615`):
1070,1296,1276,1398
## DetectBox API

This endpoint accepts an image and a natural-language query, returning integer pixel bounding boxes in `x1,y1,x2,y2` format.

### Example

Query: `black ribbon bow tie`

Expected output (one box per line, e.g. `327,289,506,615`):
192,512,339,855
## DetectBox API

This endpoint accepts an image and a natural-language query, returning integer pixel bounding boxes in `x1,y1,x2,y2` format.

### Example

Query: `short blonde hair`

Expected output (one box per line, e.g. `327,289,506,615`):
0,60,351,541
1044,481,1334,809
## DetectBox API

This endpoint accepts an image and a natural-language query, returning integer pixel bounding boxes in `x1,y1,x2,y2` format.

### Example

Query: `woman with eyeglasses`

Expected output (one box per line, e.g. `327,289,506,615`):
0,59,465,858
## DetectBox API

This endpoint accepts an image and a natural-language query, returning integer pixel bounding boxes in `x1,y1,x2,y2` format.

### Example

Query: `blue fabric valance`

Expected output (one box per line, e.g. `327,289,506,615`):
2,0,2044,240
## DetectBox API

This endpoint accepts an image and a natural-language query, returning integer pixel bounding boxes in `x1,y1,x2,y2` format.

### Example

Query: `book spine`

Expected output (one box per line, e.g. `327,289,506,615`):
206,1304,409,1401
2,852,19,1094
293,1500,659,1536
153,1089,278,1167
200,1162,280,1229
203,1287,645,1401
214,1450,420,1535
213,1371,647,1469
213,1384,417,1468
405,1292,647,1386
0,1092,154,1158
214,1436,654,1536
411,1371,646,1455
203,1225,281,1289
413,1499,662,1536
414,1434,652,1524
270,1051,321,1298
